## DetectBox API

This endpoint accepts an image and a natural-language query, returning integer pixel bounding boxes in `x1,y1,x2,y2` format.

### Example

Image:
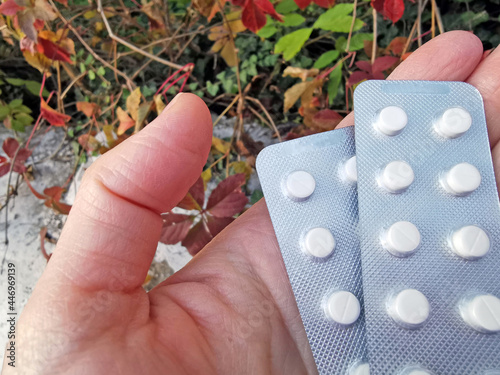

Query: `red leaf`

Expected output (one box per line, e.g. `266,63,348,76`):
208,191,248,217
189,177,205,207
206,215,234,237
40,99,71,126
16,148,31,163
311,109,343,131
370,0,384,12
385,36,407,56
294,0,311,9
54,0,68,5
372,55,399,74
347,71,372,87
2,138,19,158
312,0,335,8
355,60,372,74
241,0,267,33
0,156,7,164
182,221,213,255
384,0,405,23
239,0,282,33
0,0,22,16
255,0,282,21
43,186,64,201
206,173,246,210
0,164,10,177
50,200,72,215
177,177,205,210
37,36,72,63
160,213,193,245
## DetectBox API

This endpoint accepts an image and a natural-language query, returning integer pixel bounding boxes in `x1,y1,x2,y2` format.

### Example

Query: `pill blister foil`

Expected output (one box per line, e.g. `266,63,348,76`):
354,81,500,374
256,127,367,374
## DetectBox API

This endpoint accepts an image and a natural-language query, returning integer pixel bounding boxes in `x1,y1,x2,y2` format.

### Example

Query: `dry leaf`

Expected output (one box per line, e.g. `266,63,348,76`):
153,95,166,115
116,107,135,135
283,66,319,82
126,87,141,122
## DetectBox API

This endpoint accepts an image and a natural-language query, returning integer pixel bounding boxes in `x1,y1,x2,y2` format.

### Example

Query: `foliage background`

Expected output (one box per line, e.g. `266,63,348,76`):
0,0,499,255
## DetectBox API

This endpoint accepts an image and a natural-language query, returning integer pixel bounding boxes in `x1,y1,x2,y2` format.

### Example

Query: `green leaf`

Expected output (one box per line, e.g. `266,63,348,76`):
257,24,278,38
340,33,373,51
250,189,264,204
14,112,34,126
0,105,10,121
275,28,313,61
84,54,94,66
4,77,25,86
313,50,340,69
97,66,106,76
335,36,347,51
14,105,32,114
88,70,96,80
206,81,219,96
9,99,23,109
275,0,299,14
79,62,86,74
460,10,489,28
25,81,49,97
5,77,44,96
188,82,199,90
11,118,26,132
328,63,343,105
313,4,364,32
283,13,306,27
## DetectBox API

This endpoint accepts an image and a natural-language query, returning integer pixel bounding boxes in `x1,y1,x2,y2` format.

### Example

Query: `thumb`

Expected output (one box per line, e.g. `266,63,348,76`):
41,93,212,292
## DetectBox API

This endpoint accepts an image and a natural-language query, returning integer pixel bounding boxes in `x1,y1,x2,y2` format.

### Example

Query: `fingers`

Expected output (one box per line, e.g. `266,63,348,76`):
338,31,484,129
466,47,500,145
43,93,213,292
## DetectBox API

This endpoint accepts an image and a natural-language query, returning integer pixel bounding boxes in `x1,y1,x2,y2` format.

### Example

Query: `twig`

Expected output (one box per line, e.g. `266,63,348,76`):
3,145,22,245
213,95,240,127
61,71,87,100
246,97,281,142
400,19,418,58
345,0,358,52
431,0,436,38
433,0,444,34
417,0,423,47
96,0,185,71
371,8,377,64
48,0,135,90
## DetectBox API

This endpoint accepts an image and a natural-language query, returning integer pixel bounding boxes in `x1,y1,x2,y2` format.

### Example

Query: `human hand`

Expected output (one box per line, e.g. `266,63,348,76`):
4,31,499,375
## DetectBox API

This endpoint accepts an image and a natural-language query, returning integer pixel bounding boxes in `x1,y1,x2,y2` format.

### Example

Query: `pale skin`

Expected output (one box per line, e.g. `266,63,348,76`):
3,31,500,374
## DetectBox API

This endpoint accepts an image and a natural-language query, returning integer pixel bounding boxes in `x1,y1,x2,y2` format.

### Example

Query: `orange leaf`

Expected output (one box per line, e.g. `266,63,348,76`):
40,99,71,126
76,102,99,117
116,107,135,135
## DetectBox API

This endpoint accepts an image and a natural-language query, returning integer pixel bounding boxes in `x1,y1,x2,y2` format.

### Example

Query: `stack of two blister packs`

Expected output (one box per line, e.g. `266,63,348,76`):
256,81,500,375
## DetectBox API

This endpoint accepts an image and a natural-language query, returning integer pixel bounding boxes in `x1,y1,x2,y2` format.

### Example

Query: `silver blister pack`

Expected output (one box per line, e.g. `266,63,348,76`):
354,80,500,374
256,127,368,375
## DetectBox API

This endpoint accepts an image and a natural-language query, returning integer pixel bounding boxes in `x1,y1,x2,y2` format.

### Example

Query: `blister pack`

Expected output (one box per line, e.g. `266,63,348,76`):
256,127,369,375
354,80,500,374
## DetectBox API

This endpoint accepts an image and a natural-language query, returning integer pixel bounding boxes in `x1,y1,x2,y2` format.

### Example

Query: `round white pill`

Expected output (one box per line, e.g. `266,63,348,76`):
344,156,358,183
434,107,472,138
382,221,421,257
303,228,336,258
451,225,490,260
374,106,408,136
285,171,316,200
442,163,481,196
325,291,361,326
461,294,500,333
349,362,370,375
388,289,430,328
380,161,415,193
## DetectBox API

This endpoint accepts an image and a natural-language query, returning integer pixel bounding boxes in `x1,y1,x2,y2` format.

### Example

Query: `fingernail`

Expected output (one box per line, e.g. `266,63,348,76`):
165,93,184,111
